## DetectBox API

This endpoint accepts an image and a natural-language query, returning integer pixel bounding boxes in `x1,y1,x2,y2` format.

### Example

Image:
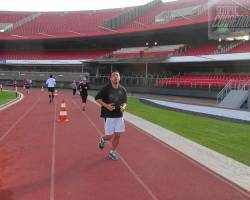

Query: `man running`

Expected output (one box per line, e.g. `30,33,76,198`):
77,77,89,111
46,75,56,103
71,80,77,95
23,78,30,94
95,71,127,160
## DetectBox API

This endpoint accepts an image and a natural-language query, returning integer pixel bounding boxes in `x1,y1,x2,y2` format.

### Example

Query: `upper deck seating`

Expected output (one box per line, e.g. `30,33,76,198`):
0,50,110,60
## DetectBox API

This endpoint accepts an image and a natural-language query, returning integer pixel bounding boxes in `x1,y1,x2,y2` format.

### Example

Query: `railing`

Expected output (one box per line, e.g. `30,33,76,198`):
213,40,246,55
9,12,42,32
0,71,89,82
216,80,249,103
0,71,165,88
104,0,161,29
1,71,249,92
242,80,250,90
89,76,162,88
216,80,232,103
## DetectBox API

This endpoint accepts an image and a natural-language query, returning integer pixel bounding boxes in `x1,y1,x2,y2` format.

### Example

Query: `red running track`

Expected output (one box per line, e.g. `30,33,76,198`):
0,89,249,200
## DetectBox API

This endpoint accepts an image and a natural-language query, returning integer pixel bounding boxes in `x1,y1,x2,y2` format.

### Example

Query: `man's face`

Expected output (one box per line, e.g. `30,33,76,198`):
110,72,120,84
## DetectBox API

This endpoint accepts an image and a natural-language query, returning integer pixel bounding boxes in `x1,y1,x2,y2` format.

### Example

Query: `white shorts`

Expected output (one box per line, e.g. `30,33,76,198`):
104,117,125,135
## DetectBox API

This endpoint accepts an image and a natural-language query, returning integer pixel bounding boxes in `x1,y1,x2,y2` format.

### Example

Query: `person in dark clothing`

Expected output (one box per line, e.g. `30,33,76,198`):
95,71,127,160
13,79,18,97
13,79,17,88
77,77,89,111
71,80,77,95
23,79,30,94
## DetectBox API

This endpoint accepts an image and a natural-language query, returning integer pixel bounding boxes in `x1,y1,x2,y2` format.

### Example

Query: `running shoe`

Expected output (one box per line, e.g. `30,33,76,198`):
98,137,105,150
109,150,119,160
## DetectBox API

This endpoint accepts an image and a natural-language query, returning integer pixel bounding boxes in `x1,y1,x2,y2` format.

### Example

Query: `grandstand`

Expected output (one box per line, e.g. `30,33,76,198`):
0,50,110,60
0,0,250,109
0,0,218,40
110,44,185,59
157,74,250,89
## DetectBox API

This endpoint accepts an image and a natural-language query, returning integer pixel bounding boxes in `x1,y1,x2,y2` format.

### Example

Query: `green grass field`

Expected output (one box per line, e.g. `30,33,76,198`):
91,90,250,166
0,91,17,106
126,97,250,166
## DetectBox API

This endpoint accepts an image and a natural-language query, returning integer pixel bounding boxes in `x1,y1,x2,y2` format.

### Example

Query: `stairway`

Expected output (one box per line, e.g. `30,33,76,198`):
219,90,249,109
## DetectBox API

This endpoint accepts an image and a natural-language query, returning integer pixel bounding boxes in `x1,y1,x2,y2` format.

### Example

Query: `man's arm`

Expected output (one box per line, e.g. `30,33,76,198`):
95,99,115,111
120,88,127,112
120,103,126,112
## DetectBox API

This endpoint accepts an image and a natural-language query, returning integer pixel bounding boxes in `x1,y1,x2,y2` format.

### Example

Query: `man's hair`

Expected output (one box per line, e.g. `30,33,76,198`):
50,75,53,78
111,71,120,75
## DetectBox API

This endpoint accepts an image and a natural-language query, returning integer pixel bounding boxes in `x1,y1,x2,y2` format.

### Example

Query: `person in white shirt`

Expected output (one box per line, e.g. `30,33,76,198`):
46,75,56,103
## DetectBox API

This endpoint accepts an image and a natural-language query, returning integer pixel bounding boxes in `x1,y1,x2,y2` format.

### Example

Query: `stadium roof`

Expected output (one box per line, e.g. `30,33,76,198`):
0,0,177,12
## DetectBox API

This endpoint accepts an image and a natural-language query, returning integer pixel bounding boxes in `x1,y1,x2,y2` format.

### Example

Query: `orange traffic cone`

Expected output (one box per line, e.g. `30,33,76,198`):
54,90,58,96
58,99,69,122
41,86,44,92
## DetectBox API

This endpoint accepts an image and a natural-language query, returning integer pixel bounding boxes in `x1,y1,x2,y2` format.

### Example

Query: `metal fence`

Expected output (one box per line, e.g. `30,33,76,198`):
0,70,230,90
0,71,162,88
217,80,250,103
0,71,89,82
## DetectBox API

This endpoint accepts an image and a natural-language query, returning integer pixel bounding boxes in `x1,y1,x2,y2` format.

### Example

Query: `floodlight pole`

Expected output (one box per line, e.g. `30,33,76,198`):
96,66,99,77
248,88,250,110
145,63,148,87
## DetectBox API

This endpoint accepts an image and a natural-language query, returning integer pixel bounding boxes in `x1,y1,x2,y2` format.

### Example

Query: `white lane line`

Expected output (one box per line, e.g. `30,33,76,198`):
0,96,40,143
50,101,57,200
70,98,160,200
126,121,250,198
88,96,250,196
0,91,24,111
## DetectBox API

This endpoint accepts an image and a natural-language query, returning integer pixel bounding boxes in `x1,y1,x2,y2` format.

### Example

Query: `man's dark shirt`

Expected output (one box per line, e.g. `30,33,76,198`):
95,83,127,118
78,82,89,96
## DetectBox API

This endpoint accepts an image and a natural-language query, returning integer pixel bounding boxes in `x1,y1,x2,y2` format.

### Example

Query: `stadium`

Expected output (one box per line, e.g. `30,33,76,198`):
0,0,250,199
1,0,250,105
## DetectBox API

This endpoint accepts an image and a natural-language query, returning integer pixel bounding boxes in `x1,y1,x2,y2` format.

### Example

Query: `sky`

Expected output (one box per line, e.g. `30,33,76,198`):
0,0,177,12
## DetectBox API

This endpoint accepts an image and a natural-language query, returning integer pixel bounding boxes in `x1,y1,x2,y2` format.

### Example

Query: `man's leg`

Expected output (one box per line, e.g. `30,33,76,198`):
99,134,112,150
51,91,54,102
99,118,114,150
109,133,120,160
109,118,125,160
103,135,113,141
49,91,52,103
111,133,120,151
82,95,87,111
82,97,85,110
